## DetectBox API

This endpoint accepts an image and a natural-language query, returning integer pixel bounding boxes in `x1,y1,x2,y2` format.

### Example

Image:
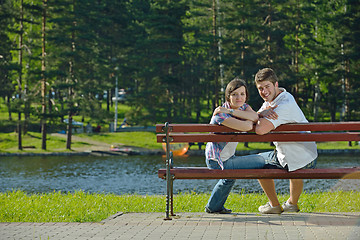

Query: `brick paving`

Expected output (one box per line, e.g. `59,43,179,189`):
1,212,359,240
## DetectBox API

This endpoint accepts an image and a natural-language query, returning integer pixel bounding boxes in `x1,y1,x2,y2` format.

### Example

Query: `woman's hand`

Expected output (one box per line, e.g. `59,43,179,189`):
259,106,278,120
213,106,229,116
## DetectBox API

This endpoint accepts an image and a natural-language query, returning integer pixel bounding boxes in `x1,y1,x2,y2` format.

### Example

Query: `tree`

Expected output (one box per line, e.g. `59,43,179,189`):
1,0,360,137
127,0,188,125
41,0,47,149
221,0,263,109
17,0,24,150
0,0,17,121
48,0,80,149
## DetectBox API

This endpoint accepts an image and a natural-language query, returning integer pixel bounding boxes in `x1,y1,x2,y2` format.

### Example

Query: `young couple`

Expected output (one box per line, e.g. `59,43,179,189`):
205,68,318,214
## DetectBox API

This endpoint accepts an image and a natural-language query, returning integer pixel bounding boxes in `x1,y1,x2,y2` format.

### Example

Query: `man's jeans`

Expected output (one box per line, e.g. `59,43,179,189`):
205,152,268,212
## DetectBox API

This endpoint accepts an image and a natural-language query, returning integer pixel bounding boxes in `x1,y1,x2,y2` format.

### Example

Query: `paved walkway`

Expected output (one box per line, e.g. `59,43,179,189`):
1,212,359,240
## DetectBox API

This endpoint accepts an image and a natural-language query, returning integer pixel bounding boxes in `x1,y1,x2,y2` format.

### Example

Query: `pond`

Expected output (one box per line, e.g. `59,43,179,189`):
0,154,359,195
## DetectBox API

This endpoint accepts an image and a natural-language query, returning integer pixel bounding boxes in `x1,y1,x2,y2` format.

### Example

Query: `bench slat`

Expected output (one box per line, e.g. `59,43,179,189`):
158,167,360,179
156,122,360,133
157,132,360,143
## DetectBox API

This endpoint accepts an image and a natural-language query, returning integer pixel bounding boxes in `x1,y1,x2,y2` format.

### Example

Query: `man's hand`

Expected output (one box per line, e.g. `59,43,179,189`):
258,105,278,120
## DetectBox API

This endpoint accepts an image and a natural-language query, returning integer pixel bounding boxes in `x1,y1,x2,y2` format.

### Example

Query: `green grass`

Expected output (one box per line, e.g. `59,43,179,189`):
1,190,359,222
77,131,162,150
0,130,359,153
0,132,92,153
313,141,360,149
0,131,162,153
235,141,360,151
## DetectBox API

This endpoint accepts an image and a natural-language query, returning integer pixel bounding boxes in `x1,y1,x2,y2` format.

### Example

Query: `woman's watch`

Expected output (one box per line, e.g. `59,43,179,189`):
229,109,234,115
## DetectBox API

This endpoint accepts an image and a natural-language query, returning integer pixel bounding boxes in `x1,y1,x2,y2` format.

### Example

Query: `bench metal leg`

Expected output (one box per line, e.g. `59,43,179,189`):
165,180,170,220
165,154,173,220
166,157,175,218
164,122,173,220
170,175,175,216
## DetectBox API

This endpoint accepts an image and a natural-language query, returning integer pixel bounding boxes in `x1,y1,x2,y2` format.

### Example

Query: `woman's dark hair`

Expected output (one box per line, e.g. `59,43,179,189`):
225,77,249,103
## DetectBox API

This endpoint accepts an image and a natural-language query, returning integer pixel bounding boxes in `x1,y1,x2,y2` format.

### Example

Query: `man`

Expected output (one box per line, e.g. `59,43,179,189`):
254,67,318,214
205,68,318,214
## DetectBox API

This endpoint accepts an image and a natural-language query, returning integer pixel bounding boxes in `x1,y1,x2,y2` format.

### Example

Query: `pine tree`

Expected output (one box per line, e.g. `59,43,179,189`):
0,0,17,121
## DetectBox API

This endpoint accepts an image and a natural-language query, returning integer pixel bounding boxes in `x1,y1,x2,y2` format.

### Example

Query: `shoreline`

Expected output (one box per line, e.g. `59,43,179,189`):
1,148,360,157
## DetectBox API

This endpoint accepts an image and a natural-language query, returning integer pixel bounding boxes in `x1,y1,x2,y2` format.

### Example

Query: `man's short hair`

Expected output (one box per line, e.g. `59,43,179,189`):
255,68,278,85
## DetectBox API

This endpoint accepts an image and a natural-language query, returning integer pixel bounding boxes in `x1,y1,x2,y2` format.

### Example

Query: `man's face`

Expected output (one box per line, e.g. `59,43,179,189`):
256,80,278,102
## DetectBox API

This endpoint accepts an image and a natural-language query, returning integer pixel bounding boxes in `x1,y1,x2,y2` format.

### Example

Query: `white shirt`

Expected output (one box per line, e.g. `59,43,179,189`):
258,88,318,171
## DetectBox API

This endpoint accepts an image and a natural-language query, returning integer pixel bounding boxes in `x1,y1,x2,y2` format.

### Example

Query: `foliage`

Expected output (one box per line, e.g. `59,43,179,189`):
1,0,359,150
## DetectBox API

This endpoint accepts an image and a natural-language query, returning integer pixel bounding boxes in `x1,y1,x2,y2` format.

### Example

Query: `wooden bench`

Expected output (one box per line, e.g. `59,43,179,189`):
155,122,360,220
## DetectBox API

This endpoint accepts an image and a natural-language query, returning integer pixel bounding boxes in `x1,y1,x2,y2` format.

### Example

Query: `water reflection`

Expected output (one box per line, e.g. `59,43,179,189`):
0,154,359,195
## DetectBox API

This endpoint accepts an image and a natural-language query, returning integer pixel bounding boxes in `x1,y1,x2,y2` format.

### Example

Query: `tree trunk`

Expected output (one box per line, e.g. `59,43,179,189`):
313,78,320,121
66,114,73,150
17,0,24,150
345,59,350,119
41,0,47,150
66,0,76,150
106,89,110,112
266,2,272,64
212,0,219,108
294,0,299,101
6,96,12,121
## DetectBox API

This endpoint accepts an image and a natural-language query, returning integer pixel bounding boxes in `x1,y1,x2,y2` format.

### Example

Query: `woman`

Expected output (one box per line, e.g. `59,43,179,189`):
205,77,266,214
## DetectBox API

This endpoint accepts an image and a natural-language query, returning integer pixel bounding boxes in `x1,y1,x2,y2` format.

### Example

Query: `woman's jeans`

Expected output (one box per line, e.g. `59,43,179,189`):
205,152,269,212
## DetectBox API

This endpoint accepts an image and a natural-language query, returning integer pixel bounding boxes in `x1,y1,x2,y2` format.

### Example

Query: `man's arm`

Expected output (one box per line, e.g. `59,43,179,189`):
255,118,275,135
255,105,278,135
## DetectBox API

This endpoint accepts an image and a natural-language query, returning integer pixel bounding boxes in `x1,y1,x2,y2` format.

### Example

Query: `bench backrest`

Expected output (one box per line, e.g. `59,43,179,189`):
156,122,360,143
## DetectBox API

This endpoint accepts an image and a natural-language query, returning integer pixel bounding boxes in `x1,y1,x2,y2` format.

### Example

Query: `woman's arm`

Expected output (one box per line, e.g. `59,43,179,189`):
211,106,255,132
213,106,259,122
221,118,254,132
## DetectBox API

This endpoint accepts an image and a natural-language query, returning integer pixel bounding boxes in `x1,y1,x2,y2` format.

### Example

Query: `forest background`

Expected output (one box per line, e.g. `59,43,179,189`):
0,0,359,150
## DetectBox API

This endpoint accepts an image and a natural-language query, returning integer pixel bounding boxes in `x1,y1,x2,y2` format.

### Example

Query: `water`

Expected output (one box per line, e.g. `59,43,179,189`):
0,154,359,195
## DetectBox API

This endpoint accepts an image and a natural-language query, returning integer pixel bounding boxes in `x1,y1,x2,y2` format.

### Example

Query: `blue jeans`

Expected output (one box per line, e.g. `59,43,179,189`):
263,150,317,170
205,151,317,212
205,152,268,212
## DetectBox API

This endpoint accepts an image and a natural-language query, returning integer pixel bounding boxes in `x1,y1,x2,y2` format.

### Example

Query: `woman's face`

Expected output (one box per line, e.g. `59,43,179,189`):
229,86,247,109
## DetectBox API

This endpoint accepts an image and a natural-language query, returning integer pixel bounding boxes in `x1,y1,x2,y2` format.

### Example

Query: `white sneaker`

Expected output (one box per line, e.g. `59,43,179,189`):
282,201,300,212
258,202,283,214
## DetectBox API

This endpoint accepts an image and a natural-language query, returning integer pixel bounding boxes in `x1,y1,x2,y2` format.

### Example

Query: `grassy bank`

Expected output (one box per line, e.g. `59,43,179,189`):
0,131,162,153
1,190,359,222
1,131,359,153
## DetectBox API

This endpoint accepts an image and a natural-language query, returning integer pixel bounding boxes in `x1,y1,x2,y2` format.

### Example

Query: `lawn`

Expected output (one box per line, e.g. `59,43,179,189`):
1,190,359,222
